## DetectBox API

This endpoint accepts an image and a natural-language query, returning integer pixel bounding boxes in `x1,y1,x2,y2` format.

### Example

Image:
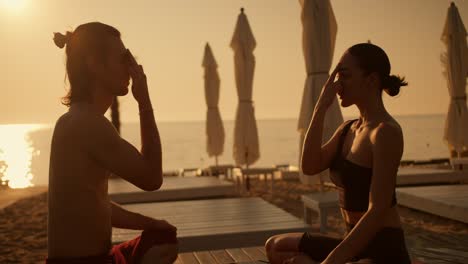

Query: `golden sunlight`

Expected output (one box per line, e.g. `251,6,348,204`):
0,0,26,13
0,124,43,189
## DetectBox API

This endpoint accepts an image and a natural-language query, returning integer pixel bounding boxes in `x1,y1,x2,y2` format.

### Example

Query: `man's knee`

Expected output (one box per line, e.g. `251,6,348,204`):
141,243,179,264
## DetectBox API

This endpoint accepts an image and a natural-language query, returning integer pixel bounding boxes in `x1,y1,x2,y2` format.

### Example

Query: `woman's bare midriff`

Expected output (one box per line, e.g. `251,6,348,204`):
340,206,403,229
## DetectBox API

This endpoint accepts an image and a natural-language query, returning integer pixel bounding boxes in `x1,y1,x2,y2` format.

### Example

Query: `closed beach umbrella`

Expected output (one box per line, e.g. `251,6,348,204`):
231,8,260,167
441,2,468,157
202,43,225,165
297,0,343,185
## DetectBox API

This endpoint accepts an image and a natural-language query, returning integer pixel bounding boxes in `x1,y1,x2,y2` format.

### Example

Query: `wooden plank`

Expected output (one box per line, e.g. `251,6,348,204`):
396,167,468,185
226,248,253,262
396,185,468,224
119,201,289,220
210,250,235,264
110,176,233,191
113,198,300,224
113,221,308,243
174,255,183,264
113,211,302,234
179,252,200,264
242,247,268,261
194,251,217,264
257,246,267,256
109,176,236,204
399,185,468,197
426,247,468,258
114,217,307,236
397,185,468,198
118,197,268,211
132,204,294,218
112,198,310,251
125,208,296,221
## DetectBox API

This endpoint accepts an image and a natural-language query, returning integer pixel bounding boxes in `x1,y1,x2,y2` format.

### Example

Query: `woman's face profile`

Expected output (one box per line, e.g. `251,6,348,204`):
336,51,368,107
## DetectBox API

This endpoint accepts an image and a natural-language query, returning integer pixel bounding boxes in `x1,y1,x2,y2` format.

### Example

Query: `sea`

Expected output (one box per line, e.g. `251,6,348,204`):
0,114,450,188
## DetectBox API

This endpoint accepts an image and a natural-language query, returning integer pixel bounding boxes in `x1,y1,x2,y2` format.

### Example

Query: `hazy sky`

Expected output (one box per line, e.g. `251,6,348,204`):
1,0,467,124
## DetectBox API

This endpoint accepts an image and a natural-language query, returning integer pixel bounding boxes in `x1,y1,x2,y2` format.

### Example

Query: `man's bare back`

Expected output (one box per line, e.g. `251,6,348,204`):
48,103,115,257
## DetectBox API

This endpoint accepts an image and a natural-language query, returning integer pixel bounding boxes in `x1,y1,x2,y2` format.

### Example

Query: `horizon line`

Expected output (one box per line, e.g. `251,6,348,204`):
0,112,447,126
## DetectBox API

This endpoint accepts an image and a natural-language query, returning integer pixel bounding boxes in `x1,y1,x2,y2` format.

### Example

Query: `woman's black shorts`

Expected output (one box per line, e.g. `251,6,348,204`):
298,227,411,263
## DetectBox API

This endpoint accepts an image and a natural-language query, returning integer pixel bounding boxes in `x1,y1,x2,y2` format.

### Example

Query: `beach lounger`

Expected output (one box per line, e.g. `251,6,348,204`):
450,157,468,170
396,167,468,186
109,176,236,204
112,197,310,252
396,184,468,224
301,192,339,233
234,167,278,193
203,164,237,178
274,165,300,180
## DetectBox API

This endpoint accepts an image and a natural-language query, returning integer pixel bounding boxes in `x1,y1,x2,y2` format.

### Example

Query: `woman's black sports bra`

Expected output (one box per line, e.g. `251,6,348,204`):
329,119,397,212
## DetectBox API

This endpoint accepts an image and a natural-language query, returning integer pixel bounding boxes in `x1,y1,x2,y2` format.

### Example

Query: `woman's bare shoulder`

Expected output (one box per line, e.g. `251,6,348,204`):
371,118,403,144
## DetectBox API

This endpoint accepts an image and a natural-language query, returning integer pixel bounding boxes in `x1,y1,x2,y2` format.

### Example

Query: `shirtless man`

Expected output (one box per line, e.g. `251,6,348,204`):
47,22,178,264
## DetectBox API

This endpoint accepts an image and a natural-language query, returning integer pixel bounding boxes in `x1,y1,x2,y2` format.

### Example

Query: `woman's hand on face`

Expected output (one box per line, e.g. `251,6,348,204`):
127,49,151,106
316,63,343,112
282,255,320,264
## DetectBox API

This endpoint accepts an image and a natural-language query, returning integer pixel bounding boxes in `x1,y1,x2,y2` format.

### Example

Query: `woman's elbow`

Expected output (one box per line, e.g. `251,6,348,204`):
141,170,163,191
301,155,325,175
301,157,321,175
302,163,318,175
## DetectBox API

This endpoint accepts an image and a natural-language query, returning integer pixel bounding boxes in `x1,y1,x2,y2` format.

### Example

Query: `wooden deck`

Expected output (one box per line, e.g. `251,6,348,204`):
112,198,309,252
175,246,268,264
396,167,468,186
255,167,468,196
108,176,236,204
396,184,468,224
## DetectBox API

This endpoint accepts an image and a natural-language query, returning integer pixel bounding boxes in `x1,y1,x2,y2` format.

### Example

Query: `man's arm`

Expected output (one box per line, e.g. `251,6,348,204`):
137,100,163,189
86,50,163,191
111,201,176,232
85,116,161,191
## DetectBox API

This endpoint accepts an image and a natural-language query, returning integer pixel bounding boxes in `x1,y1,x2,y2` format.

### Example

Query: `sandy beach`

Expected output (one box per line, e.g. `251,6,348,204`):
1,175,467,263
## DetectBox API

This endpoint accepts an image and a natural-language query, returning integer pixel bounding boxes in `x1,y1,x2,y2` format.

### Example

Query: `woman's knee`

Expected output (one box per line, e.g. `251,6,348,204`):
265,233,303,255
265,235,276,252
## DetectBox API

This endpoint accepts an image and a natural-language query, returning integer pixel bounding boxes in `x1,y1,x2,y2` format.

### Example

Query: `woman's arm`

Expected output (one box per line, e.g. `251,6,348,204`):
302,64,345,175
111,201,177,232
301,106,327,174
322,123,403,264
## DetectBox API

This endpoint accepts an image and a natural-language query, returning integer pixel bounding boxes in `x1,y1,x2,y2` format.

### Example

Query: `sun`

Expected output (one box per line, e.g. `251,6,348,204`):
0,0,26,13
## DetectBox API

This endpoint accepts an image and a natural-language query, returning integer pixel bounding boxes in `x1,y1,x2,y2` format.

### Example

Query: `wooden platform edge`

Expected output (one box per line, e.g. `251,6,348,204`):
109,185,237,204
396,189,468,224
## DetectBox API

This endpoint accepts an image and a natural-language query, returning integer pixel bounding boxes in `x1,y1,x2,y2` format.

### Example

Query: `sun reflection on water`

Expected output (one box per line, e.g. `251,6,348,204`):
0,124,44,189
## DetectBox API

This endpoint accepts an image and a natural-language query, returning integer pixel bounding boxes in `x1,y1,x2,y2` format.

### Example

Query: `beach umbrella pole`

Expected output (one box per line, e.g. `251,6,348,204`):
245,151,250,191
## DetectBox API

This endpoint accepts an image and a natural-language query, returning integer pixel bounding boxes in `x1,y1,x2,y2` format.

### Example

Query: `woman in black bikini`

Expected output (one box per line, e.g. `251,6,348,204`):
265,43,411,264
